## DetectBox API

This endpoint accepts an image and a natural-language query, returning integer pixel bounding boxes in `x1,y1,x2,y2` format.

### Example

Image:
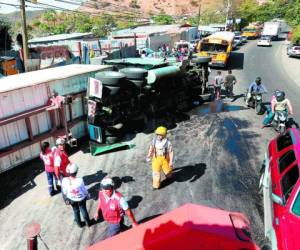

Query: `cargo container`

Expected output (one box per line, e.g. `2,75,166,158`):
0,64,112,173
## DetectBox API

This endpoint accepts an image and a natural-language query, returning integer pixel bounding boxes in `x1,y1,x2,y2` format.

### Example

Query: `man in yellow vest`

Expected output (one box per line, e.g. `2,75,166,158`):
146,126,174,189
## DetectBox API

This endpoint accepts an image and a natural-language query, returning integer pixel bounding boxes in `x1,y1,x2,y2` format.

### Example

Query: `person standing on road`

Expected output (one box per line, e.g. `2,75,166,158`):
224,70,237,98
54,138,70,184
40,141,58,196
214,71,224,100
62,163,92,228
146,126,174,190
94,177,138,237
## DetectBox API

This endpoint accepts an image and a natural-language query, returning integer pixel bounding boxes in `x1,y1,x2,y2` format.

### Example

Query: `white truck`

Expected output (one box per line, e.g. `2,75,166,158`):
262,22,281,40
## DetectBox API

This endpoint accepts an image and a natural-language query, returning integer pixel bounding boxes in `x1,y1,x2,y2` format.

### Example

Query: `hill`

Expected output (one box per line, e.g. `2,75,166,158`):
2,10,44,23
80,0,242,17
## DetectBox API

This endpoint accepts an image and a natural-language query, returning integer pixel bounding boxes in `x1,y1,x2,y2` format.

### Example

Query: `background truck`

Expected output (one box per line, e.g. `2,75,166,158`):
262,22,281,40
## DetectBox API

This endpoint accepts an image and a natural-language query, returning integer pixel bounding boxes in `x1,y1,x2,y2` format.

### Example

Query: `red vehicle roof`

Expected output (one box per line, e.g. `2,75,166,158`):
86,203,260,250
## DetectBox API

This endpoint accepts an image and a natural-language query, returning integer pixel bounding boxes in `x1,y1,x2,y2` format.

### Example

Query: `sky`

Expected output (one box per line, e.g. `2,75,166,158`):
0,0,84,14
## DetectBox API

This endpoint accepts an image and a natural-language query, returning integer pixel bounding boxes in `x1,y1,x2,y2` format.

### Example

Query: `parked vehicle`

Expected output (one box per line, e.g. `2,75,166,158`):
260,128,300,250
87,203,260,250
234,36,243,46
262,22,281,40
287,44,300,58
257,36,272,47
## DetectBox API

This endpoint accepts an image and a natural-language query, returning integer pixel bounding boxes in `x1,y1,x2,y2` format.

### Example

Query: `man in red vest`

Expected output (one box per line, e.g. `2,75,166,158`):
94,177,138,237
54,138,70,180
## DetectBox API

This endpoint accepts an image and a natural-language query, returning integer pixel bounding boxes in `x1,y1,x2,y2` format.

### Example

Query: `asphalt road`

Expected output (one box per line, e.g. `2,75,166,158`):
1,40,299,250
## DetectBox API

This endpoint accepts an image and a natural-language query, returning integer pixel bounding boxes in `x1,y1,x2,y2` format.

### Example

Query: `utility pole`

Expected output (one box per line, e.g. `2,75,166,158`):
20,0,29,72
225,0,232,31
197,0,202,27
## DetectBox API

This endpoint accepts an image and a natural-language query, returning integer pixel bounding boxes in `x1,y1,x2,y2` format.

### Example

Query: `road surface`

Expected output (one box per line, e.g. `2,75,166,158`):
0,40,299,250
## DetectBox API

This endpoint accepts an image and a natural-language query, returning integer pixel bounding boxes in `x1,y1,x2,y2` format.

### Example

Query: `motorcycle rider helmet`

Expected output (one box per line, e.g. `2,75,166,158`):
255,77,262,85
275,91,285,102
101,177,114,190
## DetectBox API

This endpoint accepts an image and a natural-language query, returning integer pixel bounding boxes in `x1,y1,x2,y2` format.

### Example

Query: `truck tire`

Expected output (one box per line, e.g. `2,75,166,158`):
128,79,146,88
120,67,148,80
95,71,126,86
103,85,120,96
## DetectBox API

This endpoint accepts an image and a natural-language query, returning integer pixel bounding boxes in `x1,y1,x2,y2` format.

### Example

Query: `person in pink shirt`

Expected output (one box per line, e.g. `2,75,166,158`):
40,142,58,196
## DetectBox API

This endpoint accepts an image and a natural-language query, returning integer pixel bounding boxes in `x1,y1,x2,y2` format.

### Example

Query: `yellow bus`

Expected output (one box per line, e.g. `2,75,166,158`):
196,31,235,68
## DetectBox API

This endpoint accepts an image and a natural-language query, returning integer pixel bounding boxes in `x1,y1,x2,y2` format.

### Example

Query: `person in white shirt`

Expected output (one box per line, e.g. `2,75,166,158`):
62,163,91,228
214,71,224,100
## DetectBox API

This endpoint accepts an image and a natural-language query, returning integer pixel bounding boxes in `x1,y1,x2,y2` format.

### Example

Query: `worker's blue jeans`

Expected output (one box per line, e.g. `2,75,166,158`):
46,171,56,195
108,218,124,237
71,199,90,227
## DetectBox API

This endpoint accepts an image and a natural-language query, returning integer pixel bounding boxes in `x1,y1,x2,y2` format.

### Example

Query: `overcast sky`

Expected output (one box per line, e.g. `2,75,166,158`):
0,0,84,14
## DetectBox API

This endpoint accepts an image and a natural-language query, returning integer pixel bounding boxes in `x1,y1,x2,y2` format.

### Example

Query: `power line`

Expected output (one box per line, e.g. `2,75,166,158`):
0,1,58,10
26,0,145,19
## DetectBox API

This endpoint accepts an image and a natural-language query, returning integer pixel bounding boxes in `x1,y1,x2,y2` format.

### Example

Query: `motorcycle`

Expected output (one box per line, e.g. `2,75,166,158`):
244,90,265,115
272,111,288,134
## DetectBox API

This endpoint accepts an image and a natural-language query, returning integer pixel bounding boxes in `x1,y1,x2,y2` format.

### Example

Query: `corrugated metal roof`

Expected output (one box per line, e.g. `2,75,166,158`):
0,64,112,93
112,25,179,36
29,33,93,44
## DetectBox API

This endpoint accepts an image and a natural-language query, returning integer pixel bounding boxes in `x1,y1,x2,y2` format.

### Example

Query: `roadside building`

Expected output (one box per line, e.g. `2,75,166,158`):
0,64,112,173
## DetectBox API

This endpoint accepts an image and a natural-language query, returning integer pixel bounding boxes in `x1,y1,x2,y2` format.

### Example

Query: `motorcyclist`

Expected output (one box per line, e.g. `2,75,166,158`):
271,90,293,117
245,77,267,107
262,90,280,127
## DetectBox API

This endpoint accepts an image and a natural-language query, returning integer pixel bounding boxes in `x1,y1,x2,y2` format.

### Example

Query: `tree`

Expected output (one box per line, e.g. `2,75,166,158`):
152,14,174,25
285,0,300,26
74,14,93,33
0,17,12,51
92,15,116,37
292,25,300,44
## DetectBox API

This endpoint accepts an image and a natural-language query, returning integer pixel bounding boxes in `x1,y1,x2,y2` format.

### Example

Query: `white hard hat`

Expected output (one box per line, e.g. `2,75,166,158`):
66,163,78,174
56,138,65,145
101,177,114,189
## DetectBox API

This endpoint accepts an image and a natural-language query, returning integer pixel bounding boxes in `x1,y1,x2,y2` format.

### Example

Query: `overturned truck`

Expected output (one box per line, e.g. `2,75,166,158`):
87,57,211,154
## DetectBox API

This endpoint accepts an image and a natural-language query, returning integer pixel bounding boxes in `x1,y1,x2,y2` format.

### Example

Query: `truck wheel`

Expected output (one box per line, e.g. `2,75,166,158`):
120,67,148,80
103,85,121,96
95,71,126,86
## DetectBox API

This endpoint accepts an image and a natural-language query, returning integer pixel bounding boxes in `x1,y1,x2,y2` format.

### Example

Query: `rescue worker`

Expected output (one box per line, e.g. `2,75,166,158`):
54,138,70,183
245,77,267,106
40,141,57,196
62,163,91,228
146,126,174,189
271,90,293,117
224,70,237,98
94,177,138,237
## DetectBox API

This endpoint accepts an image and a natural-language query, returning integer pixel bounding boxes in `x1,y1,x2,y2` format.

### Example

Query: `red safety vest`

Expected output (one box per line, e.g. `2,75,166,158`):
99,191,124,224
54,148,70,177
40,149,54,173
